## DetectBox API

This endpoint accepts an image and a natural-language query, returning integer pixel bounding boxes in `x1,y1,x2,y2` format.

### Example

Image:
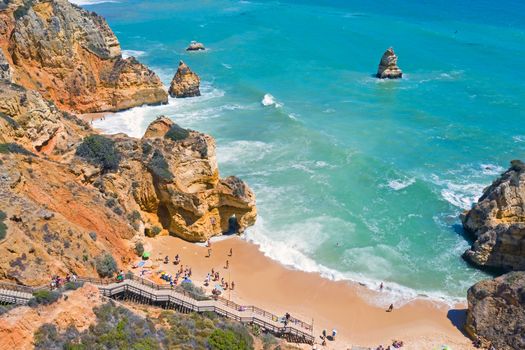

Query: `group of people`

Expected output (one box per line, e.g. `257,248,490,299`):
49,273,77,289
375,340,404,349
163,254,181,265
160,263,193,288
316,329,337,346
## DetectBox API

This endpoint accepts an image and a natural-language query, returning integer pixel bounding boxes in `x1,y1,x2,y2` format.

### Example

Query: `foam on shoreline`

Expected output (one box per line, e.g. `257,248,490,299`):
243,217,466,308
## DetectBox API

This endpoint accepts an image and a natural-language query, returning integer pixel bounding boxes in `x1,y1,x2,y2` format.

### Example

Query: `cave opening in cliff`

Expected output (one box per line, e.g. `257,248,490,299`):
225,215,239,235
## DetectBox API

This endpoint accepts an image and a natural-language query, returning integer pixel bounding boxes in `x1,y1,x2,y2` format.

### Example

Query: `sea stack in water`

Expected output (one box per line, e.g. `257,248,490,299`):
168,61,201,98
461,160,525,271
376,47,403,79
465,272,525,350
186,41,206,51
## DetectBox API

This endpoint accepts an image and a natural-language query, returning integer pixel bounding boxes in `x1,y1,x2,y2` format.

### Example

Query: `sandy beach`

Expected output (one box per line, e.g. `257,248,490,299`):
133,235,475,350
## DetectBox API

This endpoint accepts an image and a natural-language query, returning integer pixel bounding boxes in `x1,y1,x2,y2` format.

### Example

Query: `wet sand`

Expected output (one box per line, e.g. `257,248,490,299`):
134,235,474,350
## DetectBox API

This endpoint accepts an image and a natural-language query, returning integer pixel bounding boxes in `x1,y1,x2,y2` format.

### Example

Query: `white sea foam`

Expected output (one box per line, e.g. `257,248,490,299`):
480,163,504,176
513,135,525,143
93,81,232,136
243,216,465,307
122,50,147,59
216,141,273,165
261,93,282,108
387,177,416,191
429,174,485,210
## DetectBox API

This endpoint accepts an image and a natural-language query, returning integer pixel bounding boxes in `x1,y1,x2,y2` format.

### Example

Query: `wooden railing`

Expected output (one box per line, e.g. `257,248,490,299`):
0,276,315,344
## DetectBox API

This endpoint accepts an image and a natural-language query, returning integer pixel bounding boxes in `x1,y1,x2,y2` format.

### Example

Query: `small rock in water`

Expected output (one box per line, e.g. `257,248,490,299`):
186,41,206,51
376,47,403,79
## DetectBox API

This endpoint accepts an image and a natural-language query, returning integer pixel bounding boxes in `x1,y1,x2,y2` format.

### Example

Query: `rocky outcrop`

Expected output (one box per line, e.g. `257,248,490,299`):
0,48,11,81
465,272,525,350
0,82,136,285
186,41,205,51
0,0,167,113
376,47,403,79
0,81,86,155
461,160,525,271
98,116,257,242
0,284,101,350
168,61,201,98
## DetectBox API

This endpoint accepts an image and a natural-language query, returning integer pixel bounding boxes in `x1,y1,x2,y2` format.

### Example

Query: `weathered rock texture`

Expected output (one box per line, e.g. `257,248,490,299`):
0,0,167,113
465,271,525,350
98,116,257,242
0,82,136,285
0,284,101,350
168,60,201,98
0,48,11,81
462,160,525,271
0,80,256,285
376,47,403,79
186,41,205,51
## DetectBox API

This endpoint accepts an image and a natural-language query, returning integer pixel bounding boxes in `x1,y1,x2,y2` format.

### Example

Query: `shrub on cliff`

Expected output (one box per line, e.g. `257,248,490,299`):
147,150,173,181
76,135,120,172
134,242,144,257
208,328,252,350
29,290,61,307
165,124,190,142
0,210,7,240
95,253,117,278
176,282,209,301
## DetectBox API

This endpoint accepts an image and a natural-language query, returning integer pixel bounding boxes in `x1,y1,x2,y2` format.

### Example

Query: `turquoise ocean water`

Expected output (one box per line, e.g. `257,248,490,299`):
79,0,525,303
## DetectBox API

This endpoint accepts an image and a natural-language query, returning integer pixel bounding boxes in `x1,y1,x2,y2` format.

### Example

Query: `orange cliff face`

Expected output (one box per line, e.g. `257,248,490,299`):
0,0,168,114
0,82,256,284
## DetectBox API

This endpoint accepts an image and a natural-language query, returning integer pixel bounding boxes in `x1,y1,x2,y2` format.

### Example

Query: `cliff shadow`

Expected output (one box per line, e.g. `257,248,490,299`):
447,309,469,337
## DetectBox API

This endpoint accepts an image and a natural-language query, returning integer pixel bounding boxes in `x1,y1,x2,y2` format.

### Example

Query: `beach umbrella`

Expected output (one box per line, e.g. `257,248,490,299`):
214,284,224,291
142,252,150,260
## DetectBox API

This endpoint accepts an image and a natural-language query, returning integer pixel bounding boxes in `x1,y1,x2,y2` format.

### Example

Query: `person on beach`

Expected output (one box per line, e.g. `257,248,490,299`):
380,282,384,291
207,248,212,257
229,248,233,256
387,303,394,312
231,281,235,290
332,329,337,340
322,329,327,338
225,260,229,269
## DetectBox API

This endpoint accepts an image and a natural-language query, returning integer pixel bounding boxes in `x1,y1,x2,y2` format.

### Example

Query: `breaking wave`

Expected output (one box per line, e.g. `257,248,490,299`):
261,93,282,108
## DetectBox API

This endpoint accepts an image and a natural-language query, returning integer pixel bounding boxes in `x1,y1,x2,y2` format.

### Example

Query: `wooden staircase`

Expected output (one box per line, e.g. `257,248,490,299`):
0,275,315,344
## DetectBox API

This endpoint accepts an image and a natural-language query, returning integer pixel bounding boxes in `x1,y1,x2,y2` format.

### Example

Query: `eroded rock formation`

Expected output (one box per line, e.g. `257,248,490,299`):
0,48,11,81
461,160,525,271
0,284,101,350
465,271,525,350
0,0,167,113
0,82,136,285
168,61,201,98
186,41,205,51
376,47,403,79
97,116,257,242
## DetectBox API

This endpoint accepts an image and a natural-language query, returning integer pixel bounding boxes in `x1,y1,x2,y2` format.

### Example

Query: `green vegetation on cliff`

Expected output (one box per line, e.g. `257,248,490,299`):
76,135,120,172
33,301,265,350
0,210,7,240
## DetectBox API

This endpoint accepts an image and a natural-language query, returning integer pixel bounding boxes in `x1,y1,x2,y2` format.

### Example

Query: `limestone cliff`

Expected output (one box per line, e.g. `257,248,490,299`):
461,160,525,271
168,60,201,98
90,116,257,242
465,272,525,350
0,82,136,285
376,47,403,79
0,0,167,113
0,284,102,350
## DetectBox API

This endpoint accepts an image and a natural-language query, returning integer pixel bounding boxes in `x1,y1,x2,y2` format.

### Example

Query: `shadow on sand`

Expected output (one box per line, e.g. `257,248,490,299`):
447,308,470,337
